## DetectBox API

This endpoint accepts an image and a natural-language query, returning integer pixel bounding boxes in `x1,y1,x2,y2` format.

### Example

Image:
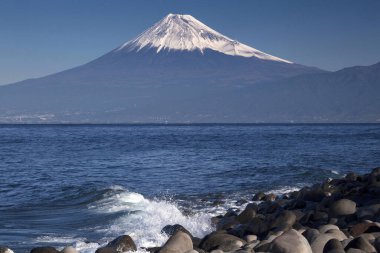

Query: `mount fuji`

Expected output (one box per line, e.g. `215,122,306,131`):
1,14,378,123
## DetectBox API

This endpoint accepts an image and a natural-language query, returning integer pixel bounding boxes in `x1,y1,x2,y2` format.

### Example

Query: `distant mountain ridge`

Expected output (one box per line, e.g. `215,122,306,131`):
0,14,378,123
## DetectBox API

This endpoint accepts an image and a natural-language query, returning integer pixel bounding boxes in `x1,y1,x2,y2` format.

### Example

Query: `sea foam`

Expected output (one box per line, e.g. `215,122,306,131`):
84,186,213,251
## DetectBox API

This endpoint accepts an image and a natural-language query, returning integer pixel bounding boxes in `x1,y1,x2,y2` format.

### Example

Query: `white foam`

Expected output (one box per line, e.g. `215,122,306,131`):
266,186,301,196
87,186,213,250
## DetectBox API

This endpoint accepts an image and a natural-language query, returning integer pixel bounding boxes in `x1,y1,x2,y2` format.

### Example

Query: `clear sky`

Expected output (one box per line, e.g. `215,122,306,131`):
1,0,380,85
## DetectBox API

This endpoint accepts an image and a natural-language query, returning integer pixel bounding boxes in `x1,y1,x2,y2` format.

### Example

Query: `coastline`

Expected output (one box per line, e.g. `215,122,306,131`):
3,167,380,253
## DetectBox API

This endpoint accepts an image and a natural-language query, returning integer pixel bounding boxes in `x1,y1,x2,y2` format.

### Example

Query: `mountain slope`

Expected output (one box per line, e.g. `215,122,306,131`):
242,62,380,122
2,14,376,123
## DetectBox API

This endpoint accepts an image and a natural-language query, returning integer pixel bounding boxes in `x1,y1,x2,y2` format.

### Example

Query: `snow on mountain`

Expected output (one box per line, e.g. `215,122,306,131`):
116,14,292,63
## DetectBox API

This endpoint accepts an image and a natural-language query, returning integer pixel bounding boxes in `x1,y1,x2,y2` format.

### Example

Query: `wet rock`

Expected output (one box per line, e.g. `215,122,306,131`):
106,235,137,252
243,235,257,242
344,237,376,252
209,250,223,253
234,249,253,253
349,222,380,237
346,249,366,253
356,204,380,219
254,241,271,252
224,208,239,217
310,234,336,253
259,201,281,214
199,232,245,252
329,199,356,217
184,250,198,253
263,193,276,202
146,247,161,253
271,211,296,231
159,231,193,253
61,246,77,253
252,192,266,201
216,216,238,230
319,225,340,234
30,247,59,253
236,208,256,224
94,248,117,253
303,229,320,243
299,188,326,202
357,233,375,242
0,247,14,253
323,238,345,253
346,172,358,182
236,199,248,206
291,199,307,209
325,229,347,241
374,237,380,252
162,224,193,238
192,237,201,248
246,217,269,236
269,229,312,253
245,203,259,212
244,240,260,249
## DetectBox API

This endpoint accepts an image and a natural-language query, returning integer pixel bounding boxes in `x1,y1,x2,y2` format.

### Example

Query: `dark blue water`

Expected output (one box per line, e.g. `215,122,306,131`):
1,124,379,252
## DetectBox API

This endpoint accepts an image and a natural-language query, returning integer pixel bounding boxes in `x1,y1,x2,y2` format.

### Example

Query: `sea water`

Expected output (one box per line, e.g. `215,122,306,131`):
0,124,379,252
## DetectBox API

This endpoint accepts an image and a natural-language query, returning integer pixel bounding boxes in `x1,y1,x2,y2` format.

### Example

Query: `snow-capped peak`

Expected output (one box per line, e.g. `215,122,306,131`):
116,14,292,63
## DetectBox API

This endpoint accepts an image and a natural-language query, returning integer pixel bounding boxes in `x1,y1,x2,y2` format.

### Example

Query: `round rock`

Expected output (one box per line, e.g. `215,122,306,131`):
30,247,59,253
270,229,312,253
200,232,245,252
61,247,77,253
159,231,193,253
323,238,345,253
344,237,376,252
106,235,137,252
329,199,356,217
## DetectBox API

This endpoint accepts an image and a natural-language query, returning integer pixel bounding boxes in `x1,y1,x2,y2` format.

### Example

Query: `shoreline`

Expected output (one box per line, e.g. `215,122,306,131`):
2,167,380,253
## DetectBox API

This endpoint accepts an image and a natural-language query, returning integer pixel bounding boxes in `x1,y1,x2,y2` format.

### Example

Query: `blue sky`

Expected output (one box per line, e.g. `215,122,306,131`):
1,0,380,85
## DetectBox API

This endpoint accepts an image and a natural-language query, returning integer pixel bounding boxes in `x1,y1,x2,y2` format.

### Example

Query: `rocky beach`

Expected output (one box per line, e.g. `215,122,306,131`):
3,167,380,253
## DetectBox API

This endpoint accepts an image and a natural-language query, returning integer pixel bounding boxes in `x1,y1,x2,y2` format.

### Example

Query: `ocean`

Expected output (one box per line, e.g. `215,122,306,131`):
0,124,379,252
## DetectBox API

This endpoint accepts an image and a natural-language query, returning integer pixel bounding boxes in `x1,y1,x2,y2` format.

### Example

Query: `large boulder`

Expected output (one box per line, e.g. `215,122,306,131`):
252,192,266,201
302,229,320,244
199,232,245,252
318,225,340,234
216,216,238,230
245,217,269,236
356,204,380,219
269,229,312,253
299,188,326,202
374,237,380,252
95,248,117,253
329,199,356,217
159,231,193,253
61,246,77,253
349,222,380,237
344,237,376,252
271,211,296,231
236,208,256,224
310,234,336,253
323,238,345,253
30,247,59,253
325,229,347,241
162,225,193,238
106,235,137,252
